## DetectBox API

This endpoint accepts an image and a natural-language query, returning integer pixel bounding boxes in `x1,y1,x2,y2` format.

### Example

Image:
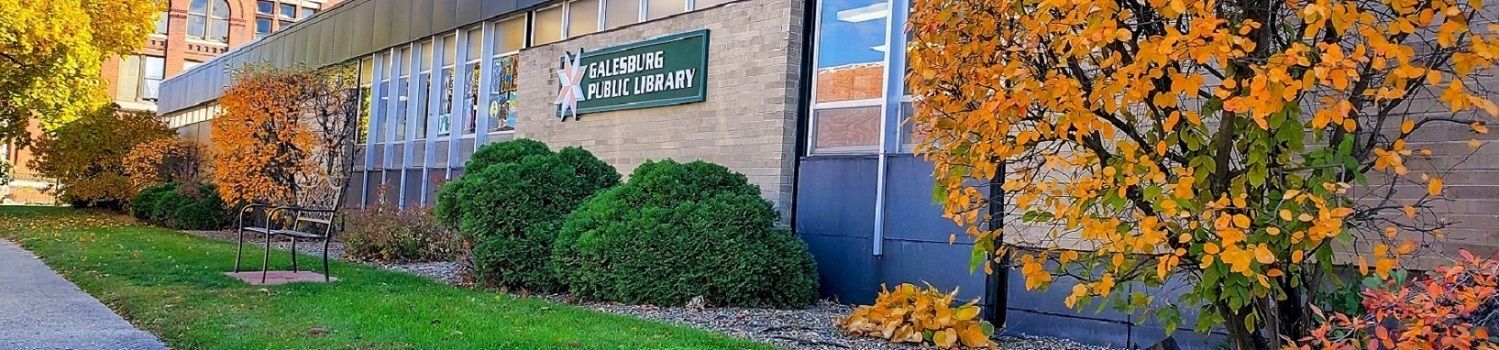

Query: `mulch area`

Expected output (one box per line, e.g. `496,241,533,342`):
178,229,1111,350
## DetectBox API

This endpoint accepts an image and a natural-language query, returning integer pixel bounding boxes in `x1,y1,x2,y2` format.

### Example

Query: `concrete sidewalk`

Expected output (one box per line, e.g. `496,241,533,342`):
0,240,167,350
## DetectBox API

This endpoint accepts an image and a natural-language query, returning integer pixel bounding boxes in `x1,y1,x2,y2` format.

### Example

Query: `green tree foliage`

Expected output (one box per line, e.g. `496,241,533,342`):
0,0,161,178
30,105,173,209
553,160,819,308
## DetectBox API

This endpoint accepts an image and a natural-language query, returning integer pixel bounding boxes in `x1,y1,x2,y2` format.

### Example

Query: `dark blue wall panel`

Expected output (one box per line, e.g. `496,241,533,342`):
795,156,877,239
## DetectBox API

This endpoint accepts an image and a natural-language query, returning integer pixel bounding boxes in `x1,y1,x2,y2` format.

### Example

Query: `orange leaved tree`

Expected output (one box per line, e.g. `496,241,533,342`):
214,64,360,208
907,0,1497,348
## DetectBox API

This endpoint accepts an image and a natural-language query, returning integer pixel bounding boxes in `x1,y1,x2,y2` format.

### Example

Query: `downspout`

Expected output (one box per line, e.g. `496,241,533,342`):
873,0,908,257
984,162,1010,328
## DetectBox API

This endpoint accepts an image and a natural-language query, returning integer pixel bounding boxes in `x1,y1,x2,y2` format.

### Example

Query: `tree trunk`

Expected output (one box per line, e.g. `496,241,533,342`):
1217,300,1270,350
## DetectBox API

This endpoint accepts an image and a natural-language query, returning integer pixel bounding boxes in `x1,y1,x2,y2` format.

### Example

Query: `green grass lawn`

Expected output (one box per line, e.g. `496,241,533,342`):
0,206,772,350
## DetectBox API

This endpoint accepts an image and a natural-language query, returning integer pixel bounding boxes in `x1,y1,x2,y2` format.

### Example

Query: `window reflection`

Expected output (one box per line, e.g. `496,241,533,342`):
813,0,888,103
813,107,881,151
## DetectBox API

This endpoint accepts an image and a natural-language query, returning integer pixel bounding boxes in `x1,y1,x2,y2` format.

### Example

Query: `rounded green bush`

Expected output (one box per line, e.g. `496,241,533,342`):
130,182,230,230
553,159,819,308
130,182,176,221
435,139,618,291
464,138,551,173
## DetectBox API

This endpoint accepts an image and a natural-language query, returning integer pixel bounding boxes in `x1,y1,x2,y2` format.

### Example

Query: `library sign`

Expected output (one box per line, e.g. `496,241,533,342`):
555,29,709,119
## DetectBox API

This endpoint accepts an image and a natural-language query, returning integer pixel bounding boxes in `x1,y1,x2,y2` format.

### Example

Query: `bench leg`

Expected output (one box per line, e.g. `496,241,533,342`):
233,227,245,273
261,232,272,284
322,238,330,282
290,238,299,273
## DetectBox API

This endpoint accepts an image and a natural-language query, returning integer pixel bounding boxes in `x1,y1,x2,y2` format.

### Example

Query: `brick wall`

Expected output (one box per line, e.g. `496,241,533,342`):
515,0,807,217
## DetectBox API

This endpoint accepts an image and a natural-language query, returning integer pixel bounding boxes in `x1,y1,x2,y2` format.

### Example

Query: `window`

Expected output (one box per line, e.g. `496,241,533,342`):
647,0,685,20
154,11,169,35
437,37,456,136
142,56,165,100
279,3,297,20
301,7,318,19
116,56,142,102
415,41,433,139
393,48,411,142
188,0,231,43
604,0,641,29
808,0,890,153
812,107,881,151
487,17,525,133
358,57,375,144
495,17,526,53
488,56,519,132
256,18,273,39
532,6,564,45
464,29,482,134
568,0,601,38
257,1,274,14
116,55,165,102
183,60,202,72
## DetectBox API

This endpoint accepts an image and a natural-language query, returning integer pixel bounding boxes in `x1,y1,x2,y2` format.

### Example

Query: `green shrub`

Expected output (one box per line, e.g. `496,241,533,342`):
436,139,618,291
130,183,175,221
553,159,819,308
344,206,460,264
130,182,231,230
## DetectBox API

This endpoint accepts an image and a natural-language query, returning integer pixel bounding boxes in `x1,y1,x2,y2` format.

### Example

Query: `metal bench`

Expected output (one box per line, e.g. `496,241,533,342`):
233,204,344,283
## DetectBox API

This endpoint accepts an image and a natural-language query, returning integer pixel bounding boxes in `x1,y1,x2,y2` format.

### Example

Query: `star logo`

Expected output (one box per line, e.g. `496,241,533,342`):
555,51,586,120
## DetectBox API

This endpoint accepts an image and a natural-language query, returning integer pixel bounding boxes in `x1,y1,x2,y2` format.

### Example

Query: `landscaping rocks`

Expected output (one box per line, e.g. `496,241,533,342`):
539,297,1114,350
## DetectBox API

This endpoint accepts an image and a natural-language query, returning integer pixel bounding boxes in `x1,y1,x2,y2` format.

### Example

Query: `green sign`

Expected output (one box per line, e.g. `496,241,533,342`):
556,30,710,117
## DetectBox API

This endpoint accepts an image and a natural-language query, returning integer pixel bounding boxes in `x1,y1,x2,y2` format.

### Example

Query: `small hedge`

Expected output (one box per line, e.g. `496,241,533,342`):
344,206,461,264
130,182,231,230
436,139,618,291
553,159,819,308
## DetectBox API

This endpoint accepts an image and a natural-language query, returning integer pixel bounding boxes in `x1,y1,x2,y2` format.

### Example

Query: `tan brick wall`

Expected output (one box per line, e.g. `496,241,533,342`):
515,0,806,217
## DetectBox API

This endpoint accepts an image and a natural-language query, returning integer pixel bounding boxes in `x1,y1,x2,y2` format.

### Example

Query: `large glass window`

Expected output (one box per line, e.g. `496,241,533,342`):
647,0,685,19
813,107,881,151
416,42,433,139
257,1,274,14
464,29,482,135
393,48,411,142
188,0,231,43
604,0,640,29
533,6,564,45
809,0,889,153
359,57,374,144
568,0,601,37
437,37,456,136
488,56,519,132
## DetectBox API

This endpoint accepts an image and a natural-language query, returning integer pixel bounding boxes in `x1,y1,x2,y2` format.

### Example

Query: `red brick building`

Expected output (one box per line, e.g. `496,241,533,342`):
1,0,337,204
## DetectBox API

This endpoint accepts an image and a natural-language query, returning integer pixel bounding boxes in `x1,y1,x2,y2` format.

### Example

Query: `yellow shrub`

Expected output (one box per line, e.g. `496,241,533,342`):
838,283,996,349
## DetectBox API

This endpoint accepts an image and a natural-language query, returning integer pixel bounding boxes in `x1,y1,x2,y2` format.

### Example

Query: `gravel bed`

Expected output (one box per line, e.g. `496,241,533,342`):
535,296,1112,350
180,229,1106,349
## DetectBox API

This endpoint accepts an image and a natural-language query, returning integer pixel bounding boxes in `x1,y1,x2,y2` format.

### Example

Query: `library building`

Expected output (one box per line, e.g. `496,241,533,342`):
158,0,1480,347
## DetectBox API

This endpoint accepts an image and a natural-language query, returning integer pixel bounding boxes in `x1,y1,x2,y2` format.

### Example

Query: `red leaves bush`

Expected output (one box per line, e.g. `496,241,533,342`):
1293,250,1499,350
